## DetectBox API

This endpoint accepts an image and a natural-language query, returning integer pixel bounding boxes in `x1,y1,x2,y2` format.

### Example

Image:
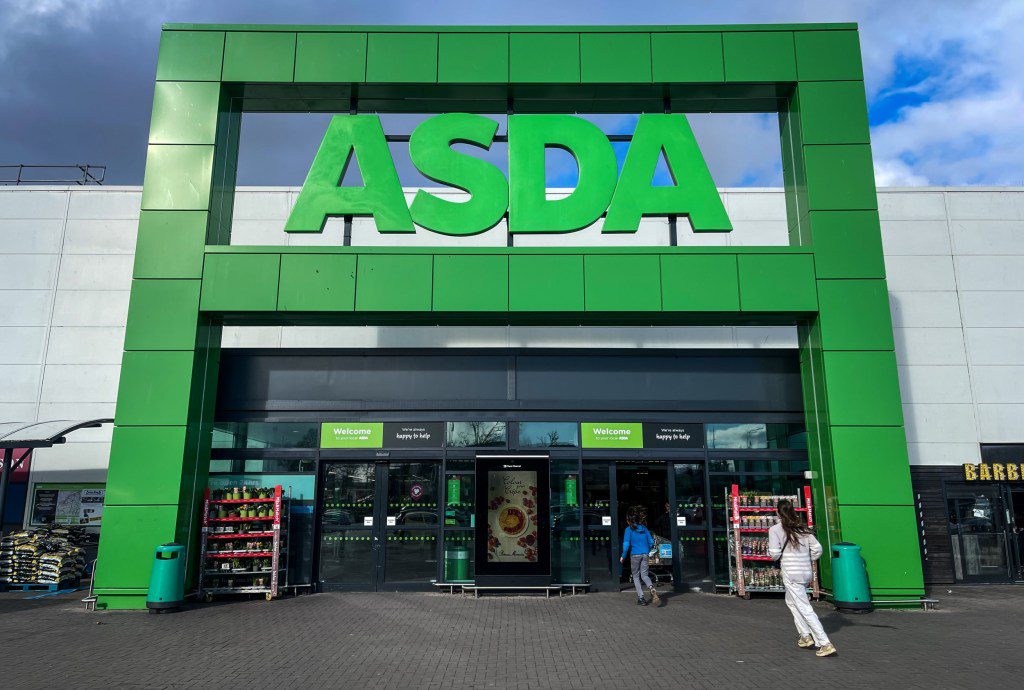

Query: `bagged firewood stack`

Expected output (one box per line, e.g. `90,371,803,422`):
0,526,88,586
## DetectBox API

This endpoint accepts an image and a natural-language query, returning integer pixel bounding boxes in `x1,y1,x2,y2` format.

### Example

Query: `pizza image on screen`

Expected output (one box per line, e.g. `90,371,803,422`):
486,470,538,563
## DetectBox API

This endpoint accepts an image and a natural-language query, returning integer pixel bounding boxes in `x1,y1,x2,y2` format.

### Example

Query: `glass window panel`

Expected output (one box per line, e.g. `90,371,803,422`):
552,530,583,583
322,463,376,525
713,532,730,585
674,463,706,528
212,422,319,449
388,462,438,526
443,531,475,582
319,529,374,585
582,465,611,528
519,422,579,448
677,532,709,584
444,472,474,527
706,423,767,449
584,528,613,589
384,531,438,584
445,421,507,448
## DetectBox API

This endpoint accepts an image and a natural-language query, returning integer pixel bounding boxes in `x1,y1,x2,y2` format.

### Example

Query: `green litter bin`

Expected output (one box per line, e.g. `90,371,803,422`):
831,542,873,613
146,542,185,613
445,545,470,582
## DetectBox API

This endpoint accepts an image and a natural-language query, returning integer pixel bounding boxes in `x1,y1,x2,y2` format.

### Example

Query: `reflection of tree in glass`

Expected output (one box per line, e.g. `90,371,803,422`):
452,422,505,447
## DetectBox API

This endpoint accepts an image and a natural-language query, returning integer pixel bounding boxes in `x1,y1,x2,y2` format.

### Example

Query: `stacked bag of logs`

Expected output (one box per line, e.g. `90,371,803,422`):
0,526,88,587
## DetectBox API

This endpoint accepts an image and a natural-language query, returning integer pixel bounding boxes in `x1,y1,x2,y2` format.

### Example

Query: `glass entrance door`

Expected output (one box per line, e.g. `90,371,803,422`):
318,460,439,590
947,484,1012,583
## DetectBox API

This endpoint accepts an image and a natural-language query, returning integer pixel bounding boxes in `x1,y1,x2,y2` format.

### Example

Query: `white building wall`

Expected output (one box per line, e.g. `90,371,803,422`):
1,185,1022,506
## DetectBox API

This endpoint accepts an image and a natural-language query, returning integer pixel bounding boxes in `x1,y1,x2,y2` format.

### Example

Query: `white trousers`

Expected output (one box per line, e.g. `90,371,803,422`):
783,572,830,646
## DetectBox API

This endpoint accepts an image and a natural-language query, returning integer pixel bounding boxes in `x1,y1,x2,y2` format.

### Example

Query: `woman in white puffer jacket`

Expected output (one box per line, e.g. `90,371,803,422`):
767,499,836,658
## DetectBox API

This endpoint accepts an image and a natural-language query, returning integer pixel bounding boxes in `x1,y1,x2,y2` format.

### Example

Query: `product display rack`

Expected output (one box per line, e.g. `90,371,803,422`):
198,485,288,602
726,484,820,600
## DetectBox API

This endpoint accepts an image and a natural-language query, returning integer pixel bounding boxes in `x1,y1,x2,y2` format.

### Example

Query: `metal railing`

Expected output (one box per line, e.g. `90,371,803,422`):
0,164,106,186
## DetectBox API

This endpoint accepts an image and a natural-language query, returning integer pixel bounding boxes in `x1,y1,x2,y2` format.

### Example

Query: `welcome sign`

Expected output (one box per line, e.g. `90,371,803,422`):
286,113,731,237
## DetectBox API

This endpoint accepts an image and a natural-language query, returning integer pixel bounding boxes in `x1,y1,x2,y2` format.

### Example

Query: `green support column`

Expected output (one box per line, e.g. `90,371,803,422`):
94,30,234,609
784,30,925,602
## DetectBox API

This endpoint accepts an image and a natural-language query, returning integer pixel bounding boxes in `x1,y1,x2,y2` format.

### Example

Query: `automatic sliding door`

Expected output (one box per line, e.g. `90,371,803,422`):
382,461,439,588
319,462,379,588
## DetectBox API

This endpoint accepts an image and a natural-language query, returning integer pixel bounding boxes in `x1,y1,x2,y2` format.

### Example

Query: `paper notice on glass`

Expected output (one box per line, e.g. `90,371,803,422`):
363,516,373,526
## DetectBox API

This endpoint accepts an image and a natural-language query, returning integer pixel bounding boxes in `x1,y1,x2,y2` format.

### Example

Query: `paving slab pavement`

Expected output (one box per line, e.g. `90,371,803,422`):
0,586,1014,688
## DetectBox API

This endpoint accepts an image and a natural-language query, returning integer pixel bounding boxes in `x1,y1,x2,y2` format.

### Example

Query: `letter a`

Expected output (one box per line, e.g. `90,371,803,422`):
286,115,413,233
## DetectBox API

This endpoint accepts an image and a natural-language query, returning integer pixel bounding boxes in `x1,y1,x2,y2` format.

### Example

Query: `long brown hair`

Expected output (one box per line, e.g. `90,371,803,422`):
777,499,812,549
626,506,647,529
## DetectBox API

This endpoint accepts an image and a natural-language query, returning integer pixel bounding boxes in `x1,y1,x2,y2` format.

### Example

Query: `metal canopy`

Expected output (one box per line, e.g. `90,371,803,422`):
0,418,113,449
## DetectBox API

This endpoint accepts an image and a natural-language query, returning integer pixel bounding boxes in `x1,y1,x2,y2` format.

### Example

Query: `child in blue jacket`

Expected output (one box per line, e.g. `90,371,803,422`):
620,506,659,606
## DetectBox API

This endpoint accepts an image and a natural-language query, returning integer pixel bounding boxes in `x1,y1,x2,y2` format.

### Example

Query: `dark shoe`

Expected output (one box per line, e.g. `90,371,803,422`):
637,596,648,606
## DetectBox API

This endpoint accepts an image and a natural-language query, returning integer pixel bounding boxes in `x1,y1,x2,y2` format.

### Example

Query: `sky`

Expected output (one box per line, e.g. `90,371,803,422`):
1,0,1022,188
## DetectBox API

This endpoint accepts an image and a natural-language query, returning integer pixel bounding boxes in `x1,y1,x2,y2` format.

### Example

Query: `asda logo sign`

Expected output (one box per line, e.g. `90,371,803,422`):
285,113,731,237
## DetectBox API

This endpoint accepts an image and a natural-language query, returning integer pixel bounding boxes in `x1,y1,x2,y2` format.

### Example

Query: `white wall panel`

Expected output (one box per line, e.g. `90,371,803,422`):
727,220,789,246
889,291,963,328
976,405,1024,442
66,191,140,220
0,365,42,402
222,326,282,348
897,365,973,404
723,192,786,220
877,191,947,220
352,218,509,247
946,191,1024,221
45,327,125,365
39,364,120,403
903,403,978,443
0,290,53,326
29,443,110,482
955,256,1024,291
0,327,47,364
0,254,59,290
56,254,133,291
35,402,115,442
959,292,1024,328
970,366,1024,404
51,290,130,327
0,191,67,219
286,217,346,246
907,442,980,466
880,220,951,256
884,255,957,291
964,328,1024,365
950,220,1024,255
63,219,138,254
892,328,966,366
232,191,291,220
513,218,669,247
0,219,64,254
0,403,39,423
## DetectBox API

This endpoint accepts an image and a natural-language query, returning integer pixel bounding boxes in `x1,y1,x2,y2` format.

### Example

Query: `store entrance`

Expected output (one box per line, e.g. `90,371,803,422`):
946,484,1012,583
617,464,672,587
1010,489,1024,581
317,460,440,590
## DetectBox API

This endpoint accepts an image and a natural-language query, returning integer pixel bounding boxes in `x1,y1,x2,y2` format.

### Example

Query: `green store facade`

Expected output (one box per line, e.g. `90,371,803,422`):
94,22,925,609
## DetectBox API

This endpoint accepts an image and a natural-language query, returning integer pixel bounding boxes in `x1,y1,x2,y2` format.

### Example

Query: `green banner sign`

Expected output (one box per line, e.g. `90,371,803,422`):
320,422,384,448
580,422,644,449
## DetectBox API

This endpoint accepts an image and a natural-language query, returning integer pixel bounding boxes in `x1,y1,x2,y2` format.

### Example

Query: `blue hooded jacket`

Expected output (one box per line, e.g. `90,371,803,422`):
621,524,655,559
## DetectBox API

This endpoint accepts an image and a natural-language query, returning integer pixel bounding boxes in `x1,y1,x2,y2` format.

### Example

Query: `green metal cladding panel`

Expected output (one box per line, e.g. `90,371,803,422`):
133,211,208,279
295,32,366,82
104,426,191,506
200,253,280,311
584,255,662,311
722,31,796,82
98,23,922,608
508,255,585,312
439,33,508,83
278,254,356,311
222,31,296,82
815,280,895,350
94,505,182,591
737,254,817,312
838,505,925,594
831,427,913,506
581,33,652,83
651,33,724,82
355,254,433,311
433,255,509,312
155,31,225,82
366,33,438,83
510,33,580,83
123,279,201,350
660,254,739,311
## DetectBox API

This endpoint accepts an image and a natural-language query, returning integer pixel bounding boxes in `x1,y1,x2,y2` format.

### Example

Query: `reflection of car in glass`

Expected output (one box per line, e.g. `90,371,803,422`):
551,507,581,530
396,509,436,527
